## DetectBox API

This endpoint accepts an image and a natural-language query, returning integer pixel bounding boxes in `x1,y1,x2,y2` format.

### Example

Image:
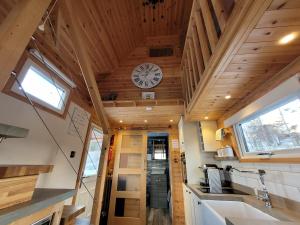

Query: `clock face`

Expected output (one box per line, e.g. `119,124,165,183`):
131,63,163,89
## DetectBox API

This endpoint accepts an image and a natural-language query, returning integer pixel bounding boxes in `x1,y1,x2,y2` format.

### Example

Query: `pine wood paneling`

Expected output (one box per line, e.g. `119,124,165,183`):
183,0,300,121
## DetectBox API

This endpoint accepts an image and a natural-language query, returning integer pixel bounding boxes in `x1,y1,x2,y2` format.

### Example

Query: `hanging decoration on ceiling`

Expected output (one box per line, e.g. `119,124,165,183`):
143,0,165,22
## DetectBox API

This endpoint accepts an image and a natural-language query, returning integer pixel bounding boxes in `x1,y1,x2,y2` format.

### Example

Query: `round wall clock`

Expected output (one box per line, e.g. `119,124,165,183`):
131,63,163,89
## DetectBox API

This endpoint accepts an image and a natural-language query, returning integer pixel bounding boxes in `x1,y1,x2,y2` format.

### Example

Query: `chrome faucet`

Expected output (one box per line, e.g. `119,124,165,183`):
256,170,272,208
228,167,272,208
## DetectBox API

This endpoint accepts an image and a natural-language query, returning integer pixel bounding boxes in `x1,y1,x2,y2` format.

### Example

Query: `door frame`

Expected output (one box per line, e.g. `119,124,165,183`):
72,121,103,204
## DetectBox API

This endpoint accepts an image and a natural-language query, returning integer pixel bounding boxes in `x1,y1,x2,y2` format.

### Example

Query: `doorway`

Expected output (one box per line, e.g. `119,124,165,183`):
76,124,104,220
147,133,171,225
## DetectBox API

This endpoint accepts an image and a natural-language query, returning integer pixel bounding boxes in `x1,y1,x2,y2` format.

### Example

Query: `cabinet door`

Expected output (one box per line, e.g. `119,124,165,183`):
183,186,193,225
201,121,220,152
191,193,203,225
183,186,190,225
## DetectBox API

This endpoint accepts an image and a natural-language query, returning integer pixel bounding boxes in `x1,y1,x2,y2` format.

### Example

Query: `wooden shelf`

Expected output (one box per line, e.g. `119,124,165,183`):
61,205,85,225
214,156,238,161
0,165,54,179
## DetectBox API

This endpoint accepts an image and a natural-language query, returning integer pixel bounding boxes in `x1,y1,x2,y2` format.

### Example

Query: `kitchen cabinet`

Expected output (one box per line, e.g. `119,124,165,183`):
183,185,203,225
199,121,221,152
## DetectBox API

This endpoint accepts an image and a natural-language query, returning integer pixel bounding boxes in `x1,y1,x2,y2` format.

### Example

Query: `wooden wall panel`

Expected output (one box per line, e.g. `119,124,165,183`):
97,35,183,101
169,130,185,225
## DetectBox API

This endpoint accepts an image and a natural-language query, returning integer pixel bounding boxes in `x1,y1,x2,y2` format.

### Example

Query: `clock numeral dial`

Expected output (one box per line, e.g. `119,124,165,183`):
131,63,163,89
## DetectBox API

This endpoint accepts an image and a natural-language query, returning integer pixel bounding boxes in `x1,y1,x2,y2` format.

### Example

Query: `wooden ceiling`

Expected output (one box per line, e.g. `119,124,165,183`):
182,0,300,122
0,0,193,127
141,0,193,37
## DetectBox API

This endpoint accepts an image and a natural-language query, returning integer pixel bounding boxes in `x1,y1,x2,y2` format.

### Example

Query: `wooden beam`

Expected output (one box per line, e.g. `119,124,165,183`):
183,61,192,101
0,0,51,90
194,10,211,67
211,0,233,33
197,0,219,52
188,36,201,83
187,42,198,86
191,24,204,78
90,133,110,225
61,0,110,134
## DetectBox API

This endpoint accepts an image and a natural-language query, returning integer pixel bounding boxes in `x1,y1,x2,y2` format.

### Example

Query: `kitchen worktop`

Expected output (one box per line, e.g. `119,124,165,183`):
186,184,300,225
0,188,75,225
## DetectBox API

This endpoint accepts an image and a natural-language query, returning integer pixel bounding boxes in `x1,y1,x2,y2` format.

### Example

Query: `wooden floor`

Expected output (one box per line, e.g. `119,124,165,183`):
147,208,171,225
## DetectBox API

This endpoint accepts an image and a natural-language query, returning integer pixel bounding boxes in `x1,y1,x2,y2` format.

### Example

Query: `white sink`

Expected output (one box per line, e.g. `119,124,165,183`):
200,200,278,225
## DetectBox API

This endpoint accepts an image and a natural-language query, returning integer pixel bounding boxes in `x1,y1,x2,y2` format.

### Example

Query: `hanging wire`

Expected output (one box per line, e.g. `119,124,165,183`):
31,38,99,172
11,72,95,200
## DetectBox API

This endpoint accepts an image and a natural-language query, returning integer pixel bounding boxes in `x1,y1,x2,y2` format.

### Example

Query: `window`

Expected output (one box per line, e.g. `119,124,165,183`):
235,96,300,155
83,126,103,177
153,144,167,160
11,58,70,114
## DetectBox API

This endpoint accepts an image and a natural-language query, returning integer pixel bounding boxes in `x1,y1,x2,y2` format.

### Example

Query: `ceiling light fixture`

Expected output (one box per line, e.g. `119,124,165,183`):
278,32,298,45
146,106,153,111
144,120,148,123
170,119,174,122
38,0,59,32
119,120,123,123
225,95,231,99
204,116,209,120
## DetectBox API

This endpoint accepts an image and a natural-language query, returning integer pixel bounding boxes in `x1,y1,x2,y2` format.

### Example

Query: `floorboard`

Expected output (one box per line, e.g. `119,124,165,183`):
147,208,171,225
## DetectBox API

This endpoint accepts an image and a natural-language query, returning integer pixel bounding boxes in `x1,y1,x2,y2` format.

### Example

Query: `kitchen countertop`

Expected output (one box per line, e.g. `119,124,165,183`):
225,218,299,225
186,184,300,225
0,188,75,225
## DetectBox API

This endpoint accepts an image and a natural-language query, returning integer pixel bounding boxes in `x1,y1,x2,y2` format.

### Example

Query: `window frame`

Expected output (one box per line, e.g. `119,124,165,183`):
4,55,72,118
234,92,300,158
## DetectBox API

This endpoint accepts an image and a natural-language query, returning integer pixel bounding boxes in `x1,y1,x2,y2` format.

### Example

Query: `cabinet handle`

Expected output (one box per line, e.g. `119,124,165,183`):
189,191,191,194
198,201,201,205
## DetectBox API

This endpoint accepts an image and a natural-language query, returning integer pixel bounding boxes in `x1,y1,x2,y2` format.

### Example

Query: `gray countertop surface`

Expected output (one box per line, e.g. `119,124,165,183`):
0,188,75,225
225,218,300,225
186,184,300,225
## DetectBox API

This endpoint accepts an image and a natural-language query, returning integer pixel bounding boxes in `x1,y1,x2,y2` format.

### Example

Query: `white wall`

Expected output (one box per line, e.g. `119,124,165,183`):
221,161,300,202
0,92,90,189
180,119,218,184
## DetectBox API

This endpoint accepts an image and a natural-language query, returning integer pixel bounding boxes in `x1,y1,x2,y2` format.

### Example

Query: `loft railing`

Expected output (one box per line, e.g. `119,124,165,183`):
181,0,236,108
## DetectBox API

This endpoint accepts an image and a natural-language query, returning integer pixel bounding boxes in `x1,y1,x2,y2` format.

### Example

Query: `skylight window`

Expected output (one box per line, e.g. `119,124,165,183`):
11,58,70,114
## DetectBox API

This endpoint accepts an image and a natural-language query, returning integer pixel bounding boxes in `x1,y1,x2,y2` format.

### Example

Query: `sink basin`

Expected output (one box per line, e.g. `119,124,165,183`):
200,200,278,225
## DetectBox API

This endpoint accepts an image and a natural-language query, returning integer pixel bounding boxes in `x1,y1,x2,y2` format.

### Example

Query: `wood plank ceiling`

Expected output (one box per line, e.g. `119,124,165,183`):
186,0,300,121
0,0,193,127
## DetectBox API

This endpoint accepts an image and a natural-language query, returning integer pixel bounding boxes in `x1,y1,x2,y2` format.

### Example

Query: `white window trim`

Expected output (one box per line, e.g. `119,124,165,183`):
234,92,300,159
11,58,70,115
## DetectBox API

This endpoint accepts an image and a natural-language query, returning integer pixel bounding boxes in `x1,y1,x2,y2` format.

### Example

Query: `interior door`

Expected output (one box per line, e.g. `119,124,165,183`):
108,130,147,225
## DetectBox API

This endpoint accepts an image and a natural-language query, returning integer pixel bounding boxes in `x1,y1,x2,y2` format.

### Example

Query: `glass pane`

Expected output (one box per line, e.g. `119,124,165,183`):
117,174,140,191
21,66,66,110
240,98,300,153
121,135,143,148
83,127,104,176
115,198,140,218
119,153,142,169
